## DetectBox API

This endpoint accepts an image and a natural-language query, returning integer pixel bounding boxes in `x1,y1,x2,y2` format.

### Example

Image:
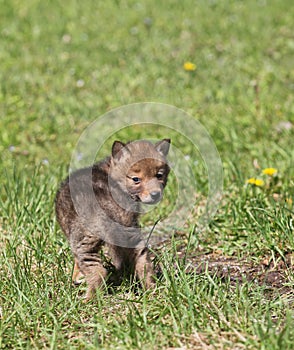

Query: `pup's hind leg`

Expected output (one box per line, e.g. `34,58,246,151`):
107,245,155,289
106,245,130,285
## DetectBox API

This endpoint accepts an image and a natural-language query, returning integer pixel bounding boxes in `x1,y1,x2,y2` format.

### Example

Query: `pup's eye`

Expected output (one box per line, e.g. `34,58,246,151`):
156,172,164,179
132,177,141,184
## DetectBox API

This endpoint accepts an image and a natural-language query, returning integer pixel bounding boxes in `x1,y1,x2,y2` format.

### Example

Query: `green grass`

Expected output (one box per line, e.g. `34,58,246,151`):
1,0,294,348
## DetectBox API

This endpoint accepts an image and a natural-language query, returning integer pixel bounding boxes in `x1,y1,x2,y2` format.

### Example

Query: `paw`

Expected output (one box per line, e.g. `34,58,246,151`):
72,271,85,286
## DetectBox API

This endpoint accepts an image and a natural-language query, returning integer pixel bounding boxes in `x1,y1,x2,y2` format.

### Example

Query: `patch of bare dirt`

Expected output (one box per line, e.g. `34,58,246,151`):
183,251,293,297
152,240,294,297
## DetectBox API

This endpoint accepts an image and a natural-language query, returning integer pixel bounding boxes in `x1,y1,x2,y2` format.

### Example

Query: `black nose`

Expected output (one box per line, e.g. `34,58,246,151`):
150,191,161,201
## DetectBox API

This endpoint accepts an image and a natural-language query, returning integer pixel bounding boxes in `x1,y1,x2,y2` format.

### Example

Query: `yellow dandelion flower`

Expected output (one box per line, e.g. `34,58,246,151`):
262,168,278,176
246,178,257,185
254,179,265,187
246,178,264,187
183,61,197,71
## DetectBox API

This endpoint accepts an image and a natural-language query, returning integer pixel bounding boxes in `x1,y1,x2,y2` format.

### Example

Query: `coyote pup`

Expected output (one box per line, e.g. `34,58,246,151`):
55,139,170,299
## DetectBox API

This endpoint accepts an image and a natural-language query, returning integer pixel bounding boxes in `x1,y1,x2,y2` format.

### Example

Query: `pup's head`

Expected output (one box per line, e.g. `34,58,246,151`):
110,139,170,204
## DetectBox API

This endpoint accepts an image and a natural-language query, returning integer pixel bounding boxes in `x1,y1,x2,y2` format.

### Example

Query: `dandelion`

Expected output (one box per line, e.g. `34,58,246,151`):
262,168,277,176
254,179,265,187
183,61,197,71
246,178,264,187
247,178,256,185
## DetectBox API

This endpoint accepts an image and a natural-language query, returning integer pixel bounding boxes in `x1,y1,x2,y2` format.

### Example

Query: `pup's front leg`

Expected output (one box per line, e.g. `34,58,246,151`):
134,247,155,289
73,236,107,300
72,258,84,285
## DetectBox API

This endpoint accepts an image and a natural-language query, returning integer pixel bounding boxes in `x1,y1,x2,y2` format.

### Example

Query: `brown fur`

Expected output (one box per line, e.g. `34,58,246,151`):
55,139,170,299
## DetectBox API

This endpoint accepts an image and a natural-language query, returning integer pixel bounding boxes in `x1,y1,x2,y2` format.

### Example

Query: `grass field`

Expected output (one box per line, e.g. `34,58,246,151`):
1,0,294,348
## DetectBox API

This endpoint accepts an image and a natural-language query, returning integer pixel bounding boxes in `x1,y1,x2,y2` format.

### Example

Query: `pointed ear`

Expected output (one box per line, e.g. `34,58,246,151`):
112,141,125,157
112,141,129,160
155,138,171,157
